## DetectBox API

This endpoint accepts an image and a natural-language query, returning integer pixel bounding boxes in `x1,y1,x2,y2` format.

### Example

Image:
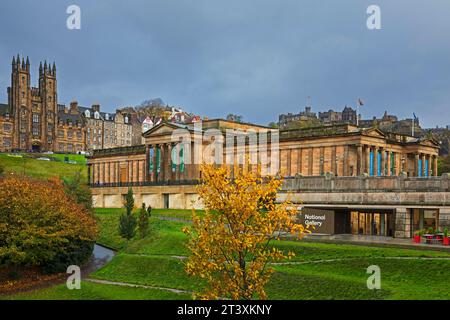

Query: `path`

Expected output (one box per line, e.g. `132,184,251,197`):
85,278,192,295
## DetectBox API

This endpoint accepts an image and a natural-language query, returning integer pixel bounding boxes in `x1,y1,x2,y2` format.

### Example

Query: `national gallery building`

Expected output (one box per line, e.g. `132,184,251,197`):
87,120,450,238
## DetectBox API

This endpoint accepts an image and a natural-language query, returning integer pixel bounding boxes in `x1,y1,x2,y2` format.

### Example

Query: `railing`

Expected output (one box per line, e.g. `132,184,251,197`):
281,174,450,192
90,180,199,188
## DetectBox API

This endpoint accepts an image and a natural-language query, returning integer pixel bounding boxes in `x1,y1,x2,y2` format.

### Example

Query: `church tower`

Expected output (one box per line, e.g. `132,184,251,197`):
8,55,59,151
38,60,58,151
9,54,31,150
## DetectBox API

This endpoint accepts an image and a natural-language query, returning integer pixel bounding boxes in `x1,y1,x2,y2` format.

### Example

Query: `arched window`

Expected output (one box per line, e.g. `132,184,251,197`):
94,111,100,119
85,110,90,118
124,116,129,124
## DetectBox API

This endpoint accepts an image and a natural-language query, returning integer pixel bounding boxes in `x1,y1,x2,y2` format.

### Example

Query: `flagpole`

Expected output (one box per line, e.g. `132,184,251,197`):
412,118,415,137
357,103,359,127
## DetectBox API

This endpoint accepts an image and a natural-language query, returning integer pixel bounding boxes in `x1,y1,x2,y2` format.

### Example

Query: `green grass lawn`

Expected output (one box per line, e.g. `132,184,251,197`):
45,153,87,165
0,153,87,182
2,281,191,300
5,208,450,300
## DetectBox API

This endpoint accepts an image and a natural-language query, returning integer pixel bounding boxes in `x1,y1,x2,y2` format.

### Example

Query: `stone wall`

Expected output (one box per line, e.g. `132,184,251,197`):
92,184,202,210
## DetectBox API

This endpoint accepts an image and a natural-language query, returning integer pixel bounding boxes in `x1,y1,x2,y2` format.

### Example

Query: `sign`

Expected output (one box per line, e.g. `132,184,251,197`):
298,208,335,234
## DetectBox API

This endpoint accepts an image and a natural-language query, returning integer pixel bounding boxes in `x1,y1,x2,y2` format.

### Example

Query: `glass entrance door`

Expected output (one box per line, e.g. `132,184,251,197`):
351,211,391,236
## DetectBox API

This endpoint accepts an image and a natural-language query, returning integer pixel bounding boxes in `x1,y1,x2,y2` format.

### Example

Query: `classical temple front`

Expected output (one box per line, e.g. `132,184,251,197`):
87,120,440,209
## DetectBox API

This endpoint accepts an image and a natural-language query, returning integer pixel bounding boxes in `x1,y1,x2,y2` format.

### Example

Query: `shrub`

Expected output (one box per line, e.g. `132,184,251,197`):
63,170,93,210
0,176,98,273
119,188,136,240
138,203,149,239
147,204,152,217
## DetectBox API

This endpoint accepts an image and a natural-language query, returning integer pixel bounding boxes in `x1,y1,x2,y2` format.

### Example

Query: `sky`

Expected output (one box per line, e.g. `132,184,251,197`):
0,0,449,128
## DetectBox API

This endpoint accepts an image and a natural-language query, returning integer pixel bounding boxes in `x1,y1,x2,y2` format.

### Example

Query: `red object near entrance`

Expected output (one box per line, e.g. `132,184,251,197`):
443,237,450,246
413,235,421,244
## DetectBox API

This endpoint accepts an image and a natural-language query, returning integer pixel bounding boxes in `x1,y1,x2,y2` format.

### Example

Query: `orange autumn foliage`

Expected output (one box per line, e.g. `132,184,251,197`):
183,165,308,300
0,176,98,270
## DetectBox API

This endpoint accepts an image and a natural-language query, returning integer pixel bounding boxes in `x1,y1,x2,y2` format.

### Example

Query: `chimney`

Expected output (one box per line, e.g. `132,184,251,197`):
92,104,100,112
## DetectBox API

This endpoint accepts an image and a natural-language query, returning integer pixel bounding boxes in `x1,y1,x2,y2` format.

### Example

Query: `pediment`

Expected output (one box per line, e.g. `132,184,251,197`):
142,122,192,138
362,128,386,138
419,139,439,147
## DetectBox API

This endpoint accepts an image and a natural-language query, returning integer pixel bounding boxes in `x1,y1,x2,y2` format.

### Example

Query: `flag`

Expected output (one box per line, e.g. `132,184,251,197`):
358,98,364,106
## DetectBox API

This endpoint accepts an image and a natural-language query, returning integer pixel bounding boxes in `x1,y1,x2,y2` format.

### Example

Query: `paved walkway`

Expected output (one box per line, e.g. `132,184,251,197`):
299,234,450,252
85,278,192,295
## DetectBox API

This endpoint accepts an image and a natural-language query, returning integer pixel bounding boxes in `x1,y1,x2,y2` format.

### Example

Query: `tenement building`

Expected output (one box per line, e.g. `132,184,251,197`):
87,121,450,239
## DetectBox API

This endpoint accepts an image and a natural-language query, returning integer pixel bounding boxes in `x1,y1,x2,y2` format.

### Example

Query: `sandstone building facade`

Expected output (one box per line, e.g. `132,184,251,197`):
0,56,141,153
87,120,448,238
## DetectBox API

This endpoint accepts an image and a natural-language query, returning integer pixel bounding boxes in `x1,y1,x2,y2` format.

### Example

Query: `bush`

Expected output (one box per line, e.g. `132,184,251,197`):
138,203,149,238
0,176,98,273
63,170,93,210
119,188,137,240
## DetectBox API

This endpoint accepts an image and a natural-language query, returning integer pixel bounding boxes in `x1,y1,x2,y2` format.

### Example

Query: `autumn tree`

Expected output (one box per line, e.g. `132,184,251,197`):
119,188,137,240
183,165,308,300
0,176,98,273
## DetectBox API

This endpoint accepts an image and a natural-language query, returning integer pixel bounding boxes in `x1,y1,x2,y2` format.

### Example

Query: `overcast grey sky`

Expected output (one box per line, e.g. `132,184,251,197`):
0,0,449,127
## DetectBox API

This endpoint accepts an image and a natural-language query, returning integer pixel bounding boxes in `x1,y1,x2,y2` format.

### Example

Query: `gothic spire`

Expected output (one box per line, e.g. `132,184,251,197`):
52,62,56,75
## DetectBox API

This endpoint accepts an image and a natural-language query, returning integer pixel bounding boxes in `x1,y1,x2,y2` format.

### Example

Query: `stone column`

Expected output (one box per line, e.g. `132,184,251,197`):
287,148,292,177
365,145,371,175
386,150,391,176
434,155,438,177
379,148,385,176
414,153,420,177
165,143,172,181
99,163,104,184
421,154,426,177
308,147,313,176
394,208,411,238
87,164,91,185
152,145,158,182
145,145,150,182
402,153,409,175
297,148,303,174
357,145,363,176
373,147,378,176
175,143,181,182
343,145,349,176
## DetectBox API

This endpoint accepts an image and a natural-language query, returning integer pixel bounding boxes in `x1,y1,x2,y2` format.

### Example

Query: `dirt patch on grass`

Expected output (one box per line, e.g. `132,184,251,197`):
0,267,66,296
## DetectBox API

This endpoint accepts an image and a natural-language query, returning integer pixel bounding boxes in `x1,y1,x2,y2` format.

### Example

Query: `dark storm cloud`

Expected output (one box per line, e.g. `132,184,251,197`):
0,0,449,127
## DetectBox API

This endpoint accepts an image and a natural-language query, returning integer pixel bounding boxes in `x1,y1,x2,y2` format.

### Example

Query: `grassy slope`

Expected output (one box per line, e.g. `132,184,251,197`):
91,209,450,300
46,153,87,165
5,208,450,300
2,281,190,300
0,153,87,182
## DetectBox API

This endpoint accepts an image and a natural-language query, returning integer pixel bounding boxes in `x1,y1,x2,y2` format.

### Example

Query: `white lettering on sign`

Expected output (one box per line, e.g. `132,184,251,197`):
304,214,326,228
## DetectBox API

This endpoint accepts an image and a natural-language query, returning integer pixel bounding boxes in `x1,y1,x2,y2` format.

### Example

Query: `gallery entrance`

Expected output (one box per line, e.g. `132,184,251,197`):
350,211,394,236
